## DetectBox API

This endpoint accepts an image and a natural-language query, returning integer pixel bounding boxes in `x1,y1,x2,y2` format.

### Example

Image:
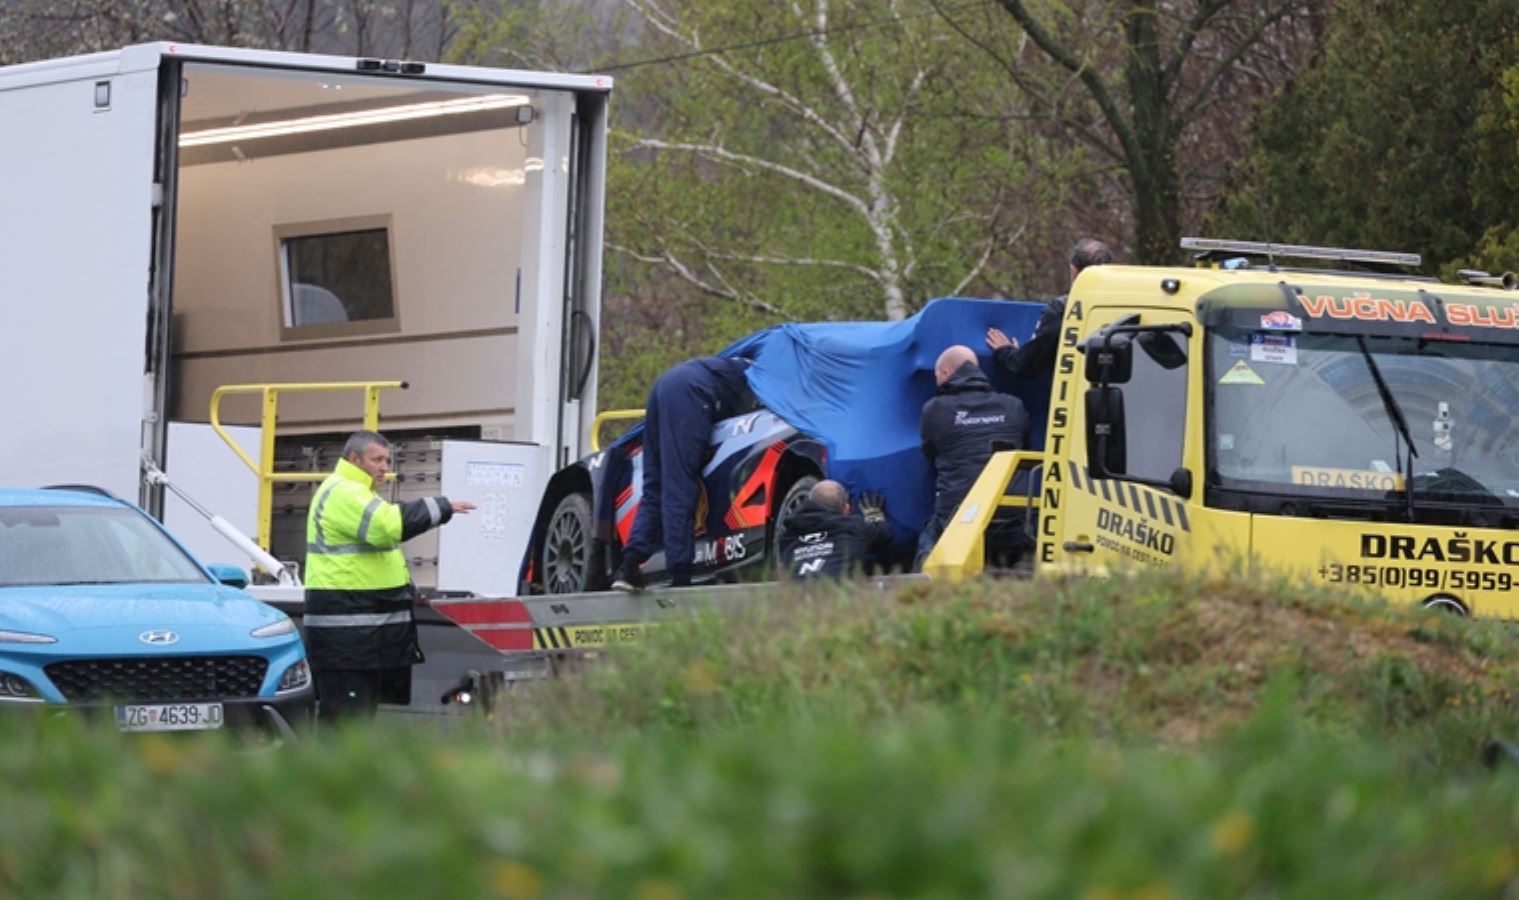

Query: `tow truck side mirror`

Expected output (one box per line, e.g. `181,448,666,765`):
1169,467,1193,499
1083,333,1133,384
1084,387,1126,477
1138,330,1188,370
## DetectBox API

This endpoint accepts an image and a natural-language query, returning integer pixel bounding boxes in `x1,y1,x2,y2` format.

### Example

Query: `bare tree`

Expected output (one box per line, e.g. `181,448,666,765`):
936,0,1321,263
0,0,468,63
609,0,1052,321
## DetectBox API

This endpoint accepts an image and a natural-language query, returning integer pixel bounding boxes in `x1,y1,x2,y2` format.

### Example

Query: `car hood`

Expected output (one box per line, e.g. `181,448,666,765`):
0,583,290,653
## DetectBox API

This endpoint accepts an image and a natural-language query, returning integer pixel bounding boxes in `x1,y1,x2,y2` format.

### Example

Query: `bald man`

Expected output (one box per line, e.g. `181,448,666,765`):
915,345,1029,569
778,479,892,580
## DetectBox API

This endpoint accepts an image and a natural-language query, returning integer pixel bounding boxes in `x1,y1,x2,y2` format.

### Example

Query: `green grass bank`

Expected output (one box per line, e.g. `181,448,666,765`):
7,570,1519,898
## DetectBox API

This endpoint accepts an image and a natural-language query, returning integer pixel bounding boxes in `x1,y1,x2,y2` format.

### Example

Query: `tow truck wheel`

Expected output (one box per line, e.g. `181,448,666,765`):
769,474,819,566
543,493,600,594
1422,595,1469,616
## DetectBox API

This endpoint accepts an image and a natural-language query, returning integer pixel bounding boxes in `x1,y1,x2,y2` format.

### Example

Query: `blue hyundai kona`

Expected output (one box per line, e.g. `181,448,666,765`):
0,488,313,735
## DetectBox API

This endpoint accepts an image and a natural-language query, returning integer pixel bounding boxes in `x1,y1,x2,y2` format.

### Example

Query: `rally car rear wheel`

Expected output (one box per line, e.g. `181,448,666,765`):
769,475,819,566
542,493,600,594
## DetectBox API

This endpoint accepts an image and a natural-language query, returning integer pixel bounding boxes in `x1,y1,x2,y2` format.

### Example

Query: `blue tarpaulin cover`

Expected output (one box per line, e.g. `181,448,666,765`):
723,297,1052,547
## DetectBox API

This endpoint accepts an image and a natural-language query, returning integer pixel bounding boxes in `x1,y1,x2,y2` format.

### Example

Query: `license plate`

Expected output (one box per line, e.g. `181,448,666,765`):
115,702,225,733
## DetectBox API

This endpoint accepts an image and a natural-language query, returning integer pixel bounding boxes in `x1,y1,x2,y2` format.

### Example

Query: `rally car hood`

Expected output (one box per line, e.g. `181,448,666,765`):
0,583,292,653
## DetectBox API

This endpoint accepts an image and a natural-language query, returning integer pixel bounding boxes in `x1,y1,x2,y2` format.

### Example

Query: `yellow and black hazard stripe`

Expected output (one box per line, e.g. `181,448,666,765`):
1067,461,1191,532
532,622,650,650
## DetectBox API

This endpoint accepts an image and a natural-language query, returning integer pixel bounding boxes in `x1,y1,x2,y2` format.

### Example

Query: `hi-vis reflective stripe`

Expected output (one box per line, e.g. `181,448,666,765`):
303,611,413,628
306,542,390,556
308,485,387,555
1067,461,1191,532
355,498,384,543
533,622,648,650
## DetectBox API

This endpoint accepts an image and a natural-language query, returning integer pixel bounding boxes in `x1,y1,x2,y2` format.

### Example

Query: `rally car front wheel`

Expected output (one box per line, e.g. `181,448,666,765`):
541,492,604,594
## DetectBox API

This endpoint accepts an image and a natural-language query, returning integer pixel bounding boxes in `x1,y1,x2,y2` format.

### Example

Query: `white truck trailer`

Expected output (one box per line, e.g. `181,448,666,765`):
0,43,610,606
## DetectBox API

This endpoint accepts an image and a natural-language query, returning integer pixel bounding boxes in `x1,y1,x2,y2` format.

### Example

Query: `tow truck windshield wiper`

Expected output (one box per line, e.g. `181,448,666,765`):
1353,335,1419,520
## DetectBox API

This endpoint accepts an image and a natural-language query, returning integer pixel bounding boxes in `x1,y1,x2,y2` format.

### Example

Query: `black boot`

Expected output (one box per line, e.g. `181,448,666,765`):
610,559,645,592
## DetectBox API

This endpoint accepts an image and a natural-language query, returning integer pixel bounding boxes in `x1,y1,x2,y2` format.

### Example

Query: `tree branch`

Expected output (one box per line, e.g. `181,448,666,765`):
1162,0,1230,93
1176,0,1305,130
698,250,884,281
991,0,1141,166
629,137,872,219
796,0,863,135
608,241,790,317
949,221,1025,297
627,0,862,160
930,1,1123,162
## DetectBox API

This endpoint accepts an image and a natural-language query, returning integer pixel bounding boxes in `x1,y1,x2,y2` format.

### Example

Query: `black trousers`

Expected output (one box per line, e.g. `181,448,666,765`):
315,668,386,725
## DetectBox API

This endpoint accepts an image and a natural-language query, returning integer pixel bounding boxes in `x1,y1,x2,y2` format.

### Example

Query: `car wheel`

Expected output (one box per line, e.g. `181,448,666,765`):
769,474,819,566
542,493,601,594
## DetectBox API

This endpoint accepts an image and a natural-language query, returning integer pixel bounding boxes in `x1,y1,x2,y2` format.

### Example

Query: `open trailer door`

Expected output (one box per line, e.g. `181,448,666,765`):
0,47,171,504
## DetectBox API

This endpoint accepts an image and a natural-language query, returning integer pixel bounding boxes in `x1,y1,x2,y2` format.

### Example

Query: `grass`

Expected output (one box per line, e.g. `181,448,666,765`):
6,568,1519,898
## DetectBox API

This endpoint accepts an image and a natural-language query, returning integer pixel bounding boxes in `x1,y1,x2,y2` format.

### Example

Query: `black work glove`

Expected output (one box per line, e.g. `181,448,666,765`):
858,491,887,523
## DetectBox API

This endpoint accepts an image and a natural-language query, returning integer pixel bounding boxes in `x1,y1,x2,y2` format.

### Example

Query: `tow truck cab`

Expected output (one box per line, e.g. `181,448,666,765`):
942,239,1519,618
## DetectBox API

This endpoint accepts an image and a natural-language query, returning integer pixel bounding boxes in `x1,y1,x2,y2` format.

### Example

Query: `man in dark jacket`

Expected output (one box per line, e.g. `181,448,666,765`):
613,356,755,591
779,480,893,580
915,345,1030,569
304,430,475,724
987,237,1112,377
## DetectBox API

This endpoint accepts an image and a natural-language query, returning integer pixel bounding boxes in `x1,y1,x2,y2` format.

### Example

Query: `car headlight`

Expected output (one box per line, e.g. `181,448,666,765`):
277,660,310,694
0,672,41,702
0,629,56,644
250,618,296,639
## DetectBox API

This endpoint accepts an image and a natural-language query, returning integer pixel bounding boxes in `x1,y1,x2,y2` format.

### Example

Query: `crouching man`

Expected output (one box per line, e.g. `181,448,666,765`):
778,480,892,579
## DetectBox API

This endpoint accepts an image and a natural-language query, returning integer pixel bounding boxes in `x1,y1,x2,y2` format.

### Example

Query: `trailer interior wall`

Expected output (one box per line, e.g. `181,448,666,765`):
169,65,574,441
0,59,161,499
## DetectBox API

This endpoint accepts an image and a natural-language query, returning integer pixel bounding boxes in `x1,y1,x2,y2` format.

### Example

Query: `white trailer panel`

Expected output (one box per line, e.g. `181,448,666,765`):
0,60,160,500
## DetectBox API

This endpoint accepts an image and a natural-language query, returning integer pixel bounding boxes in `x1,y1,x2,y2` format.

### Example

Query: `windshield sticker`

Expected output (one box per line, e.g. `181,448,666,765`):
1219,360,1265,385
1300,290,1519,330
1291,466,1404,491
1432,402,1453,451
1249,333,1297,365
1259,310,1302,331
1227,338,1249,359
1218,433,1235,451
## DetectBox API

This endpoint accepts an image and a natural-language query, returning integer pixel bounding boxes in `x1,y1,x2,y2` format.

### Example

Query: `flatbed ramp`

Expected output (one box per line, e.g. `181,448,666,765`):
432,576,925,656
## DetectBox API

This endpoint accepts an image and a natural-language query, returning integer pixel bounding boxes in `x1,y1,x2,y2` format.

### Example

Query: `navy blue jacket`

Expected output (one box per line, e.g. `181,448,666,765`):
779,499,892,579
920,362,1029,524
993,296,1065,378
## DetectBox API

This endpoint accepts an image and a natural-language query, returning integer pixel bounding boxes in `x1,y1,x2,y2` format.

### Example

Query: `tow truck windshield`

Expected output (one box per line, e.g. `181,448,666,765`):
1207,328,1519,514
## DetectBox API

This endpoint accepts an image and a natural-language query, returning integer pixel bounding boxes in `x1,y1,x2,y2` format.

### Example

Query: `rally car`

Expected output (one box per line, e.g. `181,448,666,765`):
518,297,1050,594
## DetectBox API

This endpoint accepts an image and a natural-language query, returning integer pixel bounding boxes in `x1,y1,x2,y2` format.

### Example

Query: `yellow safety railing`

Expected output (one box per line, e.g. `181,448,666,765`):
590,408,646,452
209,380,407,551
921,450,1046,583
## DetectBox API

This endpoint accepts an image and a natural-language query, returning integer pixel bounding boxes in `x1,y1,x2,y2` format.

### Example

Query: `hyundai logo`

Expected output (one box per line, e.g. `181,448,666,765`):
138,630,180,646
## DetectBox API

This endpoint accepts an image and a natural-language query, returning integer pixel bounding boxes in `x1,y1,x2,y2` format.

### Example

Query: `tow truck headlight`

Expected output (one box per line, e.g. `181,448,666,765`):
251,618,296,639
277,660,310,694
0,629,57,644
0,672,40,701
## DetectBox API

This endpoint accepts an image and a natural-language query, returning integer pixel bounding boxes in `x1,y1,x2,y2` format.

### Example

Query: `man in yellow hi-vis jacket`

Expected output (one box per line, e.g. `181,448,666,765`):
304,430,475,723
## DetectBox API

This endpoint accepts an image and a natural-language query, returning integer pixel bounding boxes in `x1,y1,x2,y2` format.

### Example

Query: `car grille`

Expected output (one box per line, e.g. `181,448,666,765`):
45,656,269,703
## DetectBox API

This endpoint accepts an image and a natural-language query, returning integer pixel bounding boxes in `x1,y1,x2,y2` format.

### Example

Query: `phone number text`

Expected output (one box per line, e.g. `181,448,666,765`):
1318,564,1512,592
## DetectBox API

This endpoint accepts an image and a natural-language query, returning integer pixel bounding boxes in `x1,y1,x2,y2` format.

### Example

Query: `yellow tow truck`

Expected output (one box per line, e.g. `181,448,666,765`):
430,236,1519,688
927,238,1519,619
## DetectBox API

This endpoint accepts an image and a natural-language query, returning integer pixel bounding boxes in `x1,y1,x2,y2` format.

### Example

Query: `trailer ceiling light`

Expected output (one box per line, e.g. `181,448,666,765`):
178,94,532,147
